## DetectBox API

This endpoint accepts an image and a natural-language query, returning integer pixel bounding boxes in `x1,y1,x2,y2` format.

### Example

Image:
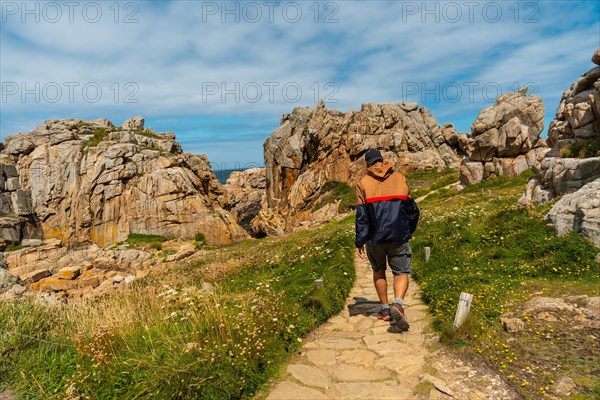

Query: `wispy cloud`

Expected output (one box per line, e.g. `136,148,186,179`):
1,0,598,165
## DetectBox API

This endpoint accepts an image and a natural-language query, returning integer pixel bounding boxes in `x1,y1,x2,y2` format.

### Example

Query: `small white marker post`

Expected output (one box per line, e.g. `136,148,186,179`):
453,292,473,328
424,247,431,263
314,279,324,289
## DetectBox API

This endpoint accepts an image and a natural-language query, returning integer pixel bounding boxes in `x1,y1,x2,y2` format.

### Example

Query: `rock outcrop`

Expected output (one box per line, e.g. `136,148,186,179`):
223,168,266,236
458,88,548,187
0,159,42,250
0,117,247,247
544,178,600,246
258,100,462,234
547,50,600,152
1,237,203,299
518,47,600,246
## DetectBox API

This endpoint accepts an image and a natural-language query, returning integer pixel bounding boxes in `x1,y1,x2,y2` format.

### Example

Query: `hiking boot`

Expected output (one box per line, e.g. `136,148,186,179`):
377,308,391,321
390,303,409,332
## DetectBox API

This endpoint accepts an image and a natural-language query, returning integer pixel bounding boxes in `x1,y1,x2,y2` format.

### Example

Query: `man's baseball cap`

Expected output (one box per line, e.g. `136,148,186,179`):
365,149,383,165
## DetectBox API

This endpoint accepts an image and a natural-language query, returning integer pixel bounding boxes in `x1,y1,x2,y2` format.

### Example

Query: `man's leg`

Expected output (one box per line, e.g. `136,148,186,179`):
373,269,389,305
388,243,412,331
393,274,409,301
366,244,392,320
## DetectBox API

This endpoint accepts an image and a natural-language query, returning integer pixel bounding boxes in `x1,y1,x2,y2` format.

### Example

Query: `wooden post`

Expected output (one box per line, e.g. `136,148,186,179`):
424,247,431,263
453,292,473,328
314,279,324,289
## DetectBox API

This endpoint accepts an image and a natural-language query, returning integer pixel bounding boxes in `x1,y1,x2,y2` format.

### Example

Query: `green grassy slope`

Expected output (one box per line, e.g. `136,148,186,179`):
408,170,600,399
0,216,355,399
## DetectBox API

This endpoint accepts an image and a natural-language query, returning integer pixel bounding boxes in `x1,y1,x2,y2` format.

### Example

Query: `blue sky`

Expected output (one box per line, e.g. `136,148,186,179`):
1,1,599,168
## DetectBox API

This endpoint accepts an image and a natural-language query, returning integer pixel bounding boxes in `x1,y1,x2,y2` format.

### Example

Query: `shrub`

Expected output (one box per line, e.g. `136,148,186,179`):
3,243,24,252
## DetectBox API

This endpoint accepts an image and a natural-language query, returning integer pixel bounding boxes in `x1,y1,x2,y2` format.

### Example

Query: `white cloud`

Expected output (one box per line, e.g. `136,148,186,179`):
1,0,598,163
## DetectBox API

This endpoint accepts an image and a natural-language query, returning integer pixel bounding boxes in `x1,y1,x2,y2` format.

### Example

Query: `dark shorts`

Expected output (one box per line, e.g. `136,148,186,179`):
366,242,412,276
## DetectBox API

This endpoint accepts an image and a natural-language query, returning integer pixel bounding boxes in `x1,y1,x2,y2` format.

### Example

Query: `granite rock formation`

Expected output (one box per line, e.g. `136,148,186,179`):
0,117,248,248
458,88,548,187
518,48,600,200
519,47,600,246
544,179,600,246
521,47,600,203
223,168,266,236
257,100,462,234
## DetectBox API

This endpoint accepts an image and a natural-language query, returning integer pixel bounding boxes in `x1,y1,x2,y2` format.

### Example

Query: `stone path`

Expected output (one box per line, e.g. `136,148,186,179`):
266,255,519,400
415,181,460,203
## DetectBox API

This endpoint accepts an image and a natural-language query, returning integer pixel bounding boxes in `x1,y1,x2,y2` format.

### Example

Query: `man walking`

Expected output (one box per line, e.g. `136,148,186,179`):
355,149,416,332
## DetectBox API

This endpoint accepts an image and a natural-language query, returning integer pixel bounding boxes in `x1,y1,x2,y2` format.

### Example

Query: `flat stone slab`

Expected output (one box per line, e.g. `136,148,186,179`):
366,341,408,356
373,319,390,327
362,333,403,346
331,363,390,382
321,331,364,340
267,381,329,400
56,266,81,280
305,349,337,366
406,304,429,311
287,364,330,388
406,309,428,321
337,349,379,365
375,356,424,378
315,338,363,350
326,382,412,399
20,268,51,284
328,315,350,325
370,325,392,335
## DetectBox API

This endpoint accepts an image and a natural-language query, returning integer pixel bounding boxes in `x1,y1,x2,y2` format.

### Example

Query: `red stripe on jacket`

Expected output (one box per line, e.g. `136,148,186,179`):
365,195,408,204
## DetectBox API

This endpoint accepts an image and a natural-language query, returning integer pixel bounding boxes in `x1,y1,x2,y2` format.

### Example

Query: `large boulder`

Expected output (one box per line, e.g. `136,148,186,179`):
0,117,248,246
545,178,600,246
458,88,547,188
547,47,600,150
520,47,600,209
469,89,545,160
260,100,462,233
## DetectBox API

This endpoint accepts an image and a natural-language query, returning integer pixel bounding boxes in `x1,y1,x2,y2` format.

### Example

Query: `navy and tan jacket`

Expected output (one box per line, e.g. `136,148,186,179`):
355,161,415,248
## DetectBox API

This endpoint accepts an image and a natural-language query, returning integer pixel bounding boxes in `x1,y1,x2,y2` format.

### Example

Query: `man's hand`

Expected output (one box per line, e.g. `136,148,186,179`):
356,246,365,259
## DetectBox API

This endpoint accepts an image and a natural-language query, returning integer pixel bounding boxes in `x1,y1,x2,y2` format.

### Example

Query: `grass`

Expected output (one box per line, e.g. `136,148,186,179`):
2,243,24,252
311,181,356,213
406,168,459,199
410,170,600,399
82,127,110,148
560,138,600,158
80,125,164,150
122,233,167,251
0,215,355,399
